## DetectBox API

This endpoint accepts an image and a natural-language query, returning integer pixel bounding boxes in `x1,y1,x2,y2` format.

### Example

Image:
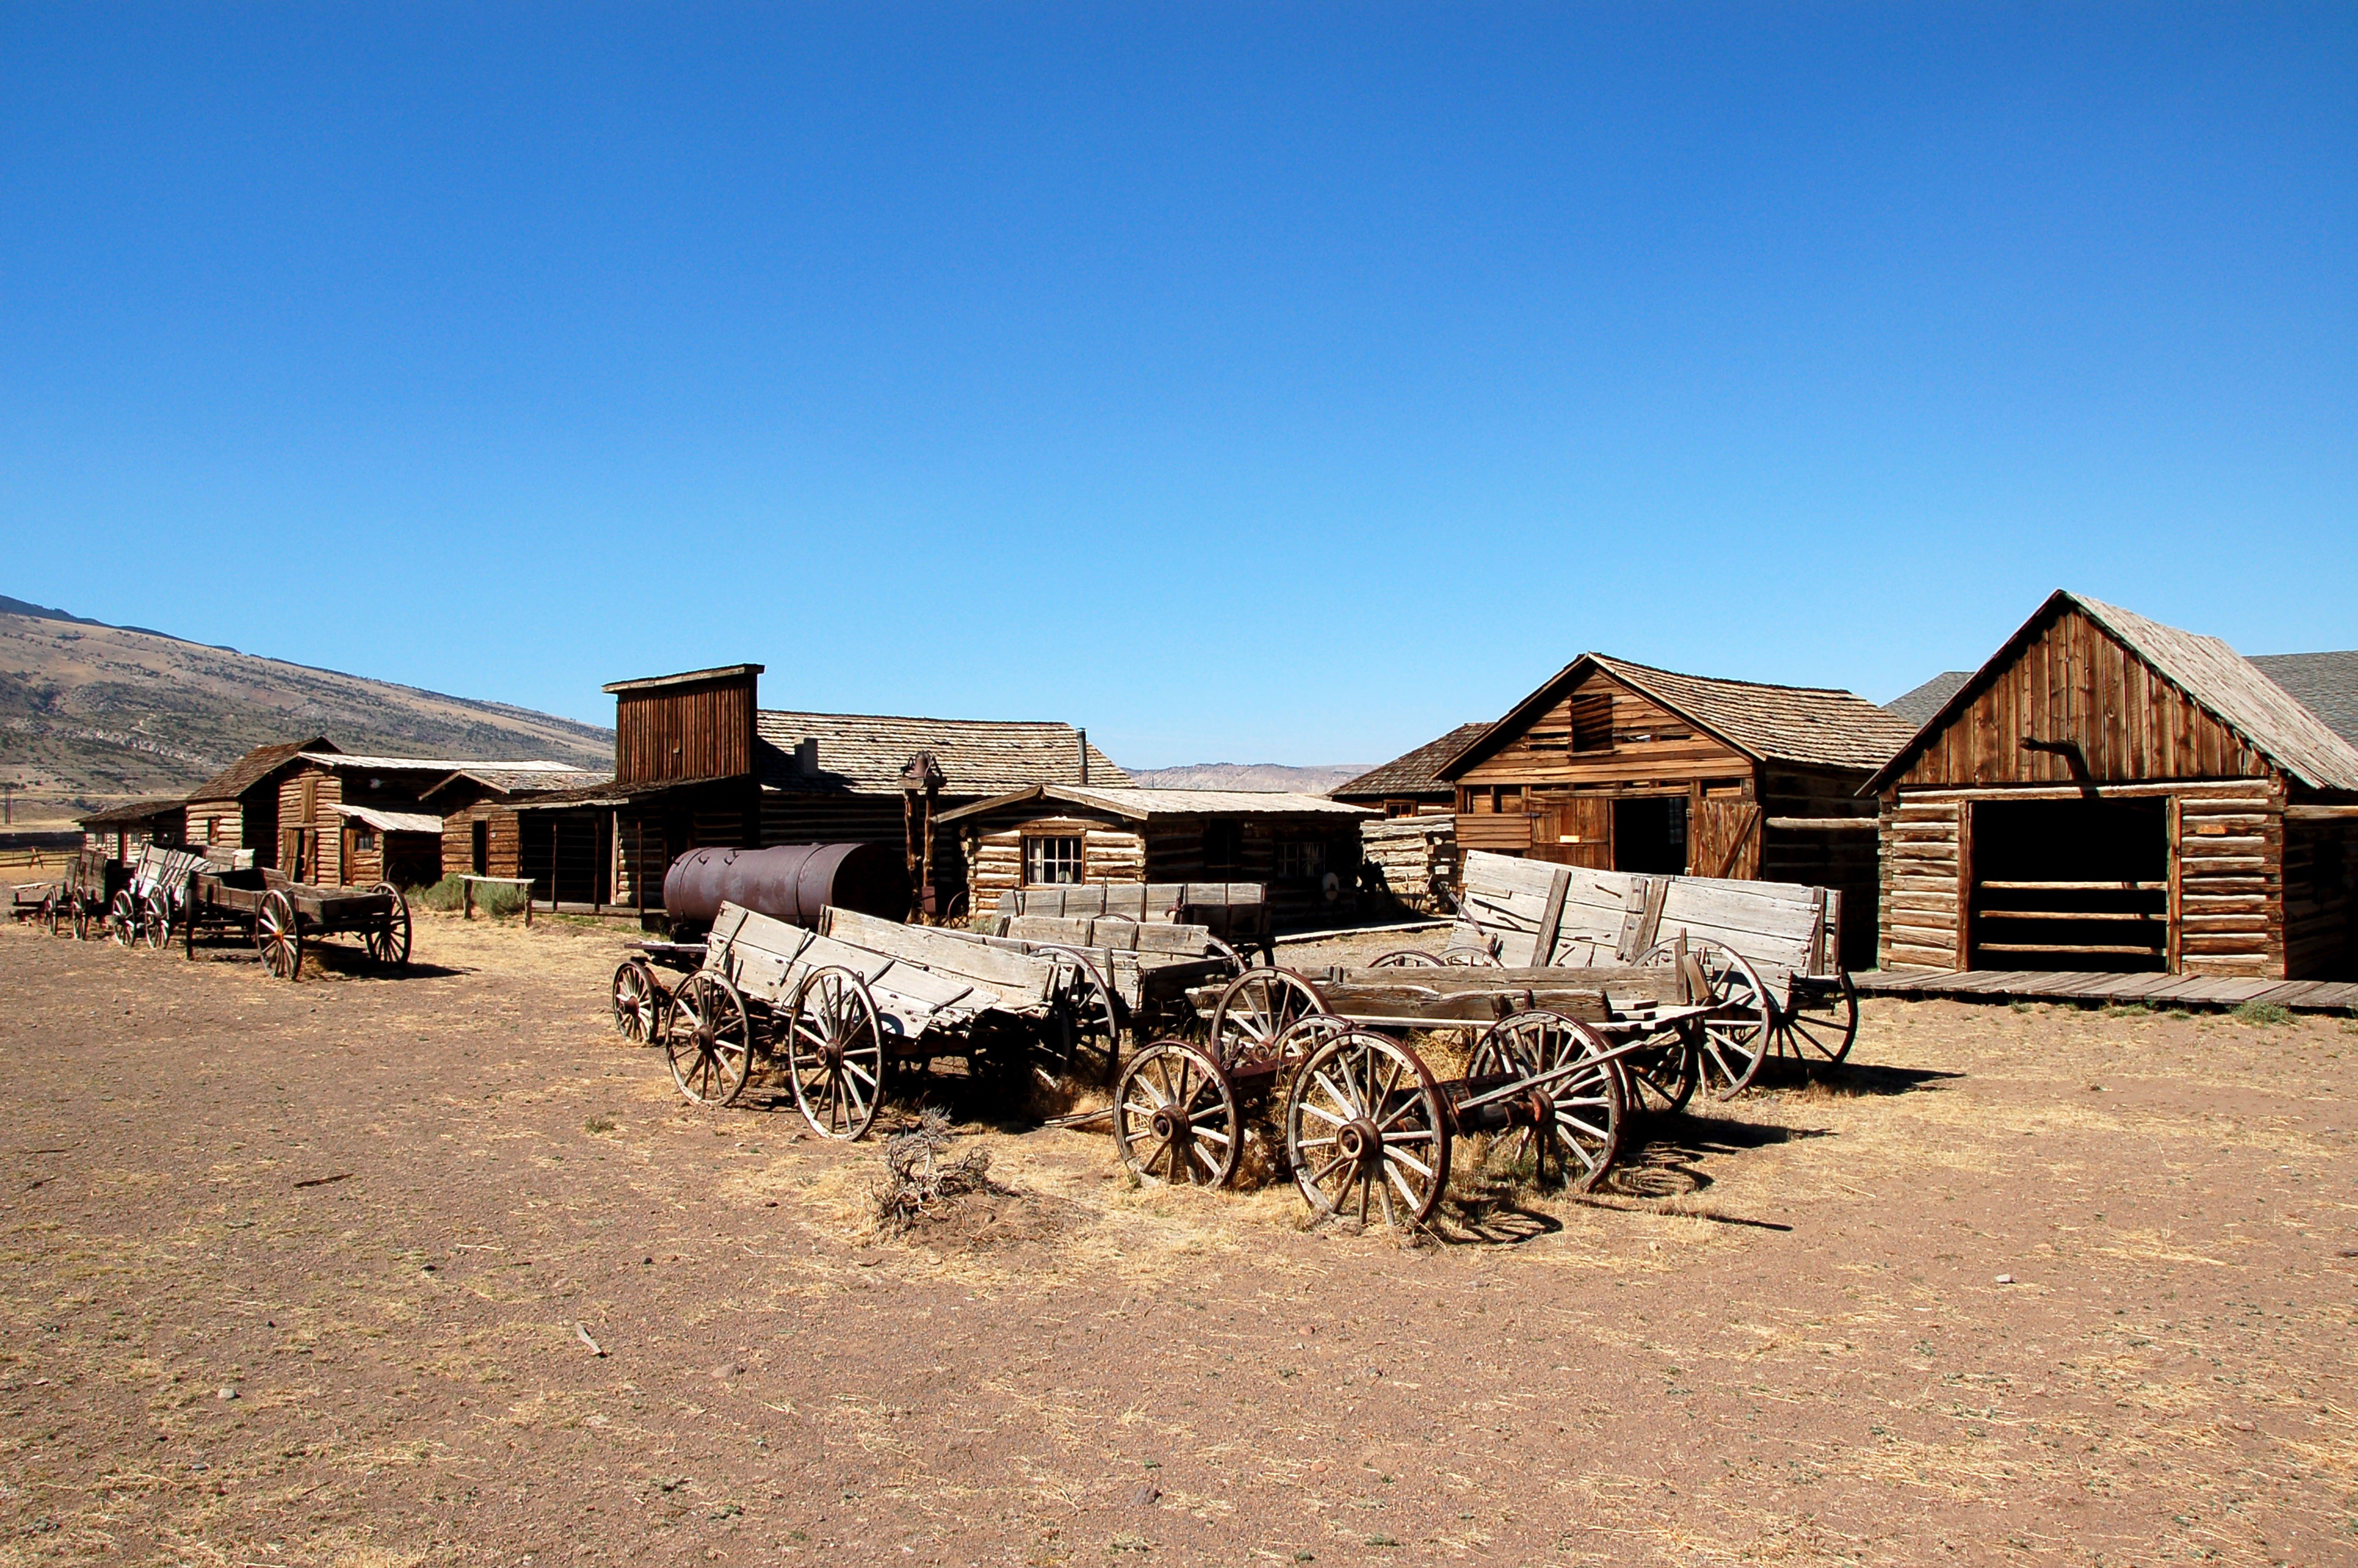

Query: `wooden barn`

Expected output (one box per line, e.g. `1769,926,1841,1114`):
591,662,1127,914
1865,592,2358,980
424,766,618,905
1439,655,1915,967
79,797,186,860
1330,723,1489,816
938,785,1375,927
181,736,335,866
273,752,588,889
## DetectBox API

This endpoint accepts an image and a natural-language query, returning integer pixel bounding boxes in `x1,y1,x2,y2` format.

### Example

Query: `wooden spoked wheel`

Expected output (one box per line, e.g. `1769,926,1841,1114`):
663,972,755,1107
1207,967,1326,1071
1285,1028,1450,1231
1639,939,1771,1098
72,896,92,940
1368,949,1445,968
41,894,61,936
1040,945,1123,1087
1620,1026,1698,1117
109,890,140,947
364,884,412,968
1112,1040,1241,1189
784,966,887,1140
612,958,667,1043
1769,973,1859,1072
1442,946,1502,967
1202,935,1249,979
140,890,173,951
256,890,302,981
1467,1011,1623,1191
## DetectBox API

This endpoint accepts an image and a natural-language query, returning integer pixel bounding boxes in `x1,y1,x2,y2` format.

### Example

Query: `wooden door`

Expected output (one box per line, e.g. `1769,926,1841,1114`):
1688,801,1761,879
1531,797,1613,868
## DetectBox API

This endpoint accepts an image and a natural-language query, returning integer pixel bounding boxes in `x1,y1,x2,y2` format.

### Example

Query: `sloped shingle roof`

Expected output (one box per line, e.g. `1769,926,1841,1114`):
296,752,583,775
940,784,1371,825
756,712,1130,797
1884,672,1970,728
77,797,189,828
1331,723,1490,801
2248,651,2358,750
423,766,613,800
184,737,336,805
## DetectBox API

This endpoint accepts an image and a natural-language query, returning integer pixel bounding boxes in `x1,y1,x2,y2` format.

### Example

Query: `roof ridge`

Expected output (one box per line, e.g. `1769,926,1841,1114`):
1595,654,1874,700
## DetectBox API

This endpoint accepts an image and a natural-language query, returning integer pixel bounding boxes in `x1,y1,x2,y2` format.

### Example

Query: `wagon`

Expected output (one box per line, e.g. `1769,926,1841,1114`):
940,910,1248,1051
106,844,213,950
32,848,119,940
651,901,1112,1139
181,863,412,980
1421,851,1859,1097
994,881,1274,964
1109,959,1715,1230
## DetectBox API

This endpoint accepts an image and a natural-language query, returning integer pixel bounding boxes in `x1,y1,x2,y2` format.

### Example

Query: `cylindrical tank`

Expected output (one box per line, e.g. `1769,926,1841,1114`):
662,843,911,930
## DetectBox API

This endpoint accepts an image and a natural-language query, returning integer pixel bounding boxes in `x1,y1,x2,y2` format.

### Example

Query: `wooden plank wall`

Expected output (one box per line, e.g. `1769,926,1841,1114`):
615,677,756,787
1896,606,2272,788
1880,783,2288,977
954,806,1355,926
278,767,348,886
439,805,524,883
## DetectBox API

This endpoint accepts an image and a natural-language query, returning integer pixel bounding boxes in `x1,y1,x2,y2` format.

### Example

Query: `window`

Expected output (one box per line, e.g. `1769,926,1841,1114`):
1570,692,1615,752
1202,821,1243,875
353,828,376,853
1273,840,1326,881
205,817,221,841
1023,834,1084,885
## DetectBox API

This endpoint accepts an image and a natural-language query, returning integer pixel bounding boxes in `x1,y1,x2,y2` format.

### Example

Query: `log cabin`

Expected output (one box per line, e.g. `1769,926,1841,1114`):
937,785,1375,928
79,797,187,861
1330,723,1489,816
1865,592,2358,980
1439,655,1916,967
590,663,1127,916
273,753,590,889
424,766,617,905
181,737,335,867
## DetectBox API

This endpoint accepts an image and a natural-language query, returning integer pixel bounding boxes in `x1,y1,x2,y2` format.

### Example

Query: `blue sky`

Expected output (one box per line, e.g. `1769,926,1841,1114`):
5,4,2352,767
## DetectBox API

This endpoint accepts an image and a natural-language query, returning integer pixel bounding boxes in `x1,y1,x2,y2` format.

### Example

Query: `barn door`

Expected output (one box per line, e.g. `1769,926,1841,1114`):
1533,797,1613,868
1688,800,1762,879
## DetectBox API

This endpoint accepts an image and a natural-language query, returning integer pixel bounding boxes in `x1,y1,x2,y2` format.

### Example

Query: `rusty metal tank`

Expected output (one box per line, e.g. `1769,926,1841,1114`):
662,843,910,930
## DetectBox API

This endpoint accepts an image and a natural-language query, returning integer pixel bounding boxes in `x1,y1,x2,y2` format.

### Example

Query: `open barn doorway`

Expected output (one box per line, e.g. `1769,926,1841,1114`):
1612,795,1687,876
1969,798,2169,972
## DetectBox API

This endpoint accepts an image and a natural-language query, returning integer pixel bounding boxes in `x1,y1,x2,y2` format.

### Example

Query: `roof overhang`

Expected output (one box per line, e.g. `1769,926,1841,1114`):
603,663,765,695
324,803,443,834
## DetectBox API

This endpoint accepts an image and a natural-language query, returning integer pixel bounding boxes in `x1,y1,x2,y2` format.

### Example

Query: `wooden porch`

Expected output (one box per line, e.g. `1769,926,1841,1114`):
1856,966,2358,1013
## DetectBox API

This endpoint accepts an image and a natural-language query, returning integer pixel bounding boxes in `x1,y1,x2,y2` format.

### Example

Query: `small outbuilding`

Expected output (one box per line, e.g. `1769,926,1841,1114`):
79,797,187,861
1439,655,1914,965
1865,592,2358,980
274,752,587,888
425,766,619,906
1330,723,1489,816
182,737,336,867
938,785,1376,928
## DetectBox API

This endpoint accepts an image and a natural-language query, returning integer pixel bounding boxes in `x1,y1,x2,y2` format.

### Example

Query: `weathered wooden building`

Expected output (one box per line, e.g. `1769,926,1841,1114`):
1330,723,1488,816
425,766,617,904
939,785,1374,927
1866,593,2358,980
274,753,587,889
182,737,335,866
1439,655,1915,966
79,798,187,860
591,662,1128,913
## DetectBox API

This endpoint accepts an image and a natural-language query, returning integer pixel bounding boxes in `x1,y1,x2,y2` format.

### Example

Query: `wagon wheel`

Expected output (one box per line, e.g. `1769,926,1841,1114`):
109,890,141,948
1368,949,1445,968
1112,1040,1240,1189
1638,938,1770,1099
1769,972,1859,1072
663,972,755,1107
1285,1028,1450,1231
1202,935,1249,979
1040,945,1123,1087
41,893,61,936
611,958,669,1044
1442,945,1502,968
1467,1011,1624,1191
71,894,93,942
1620,1025,1698,1118
1207,967,1327,1071
256,890,303,982
182,886,201,959
784,965,887,1140
140,890,173,951
364,883,412,968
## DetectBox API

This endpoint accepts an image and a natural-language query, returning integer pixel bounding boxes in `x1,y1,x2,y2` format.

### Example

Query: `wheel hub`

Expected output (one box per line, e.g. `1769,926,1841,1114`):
1336,1118,1382,1169
1150,1105,1184,1142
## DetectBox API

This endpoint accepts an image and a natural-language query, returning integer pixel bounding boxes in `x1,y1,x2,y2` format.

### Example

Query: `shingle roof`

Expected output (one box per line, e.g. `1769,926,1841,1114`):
601,663,764,695
1884,672,1970,728
756,711,1131,796
1444,656,1916,778
1864,593,2358,795
2248,651,2358,750
77,797,189,828
297,752,584,775
939,785,1372,825
184,737,336,805
423,766,614,801
1330,723,1490,801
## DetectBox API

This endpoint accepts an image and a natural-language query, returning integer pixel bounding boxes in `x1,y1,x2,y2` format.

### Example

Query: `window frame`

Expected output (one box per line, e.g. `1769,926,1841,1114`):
1022,832,1085,886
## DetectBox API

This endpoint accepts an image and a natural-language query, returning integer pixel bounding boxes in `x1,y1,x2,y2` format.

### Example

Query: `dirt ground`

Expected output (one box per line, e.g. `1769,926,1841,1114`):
3,913,2356,1568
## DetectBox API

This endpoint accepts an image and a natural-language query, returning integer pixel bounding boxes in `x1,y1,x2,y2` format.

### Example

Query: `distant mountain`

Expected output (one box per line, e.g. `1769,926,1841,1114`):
0,596,613,822
1123,762,1374,795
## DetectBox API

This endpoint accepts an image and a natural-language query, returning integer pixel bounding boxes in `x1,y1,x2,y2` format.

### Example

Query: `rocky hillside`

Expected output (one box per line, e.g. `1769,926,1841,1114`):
0,596,612,822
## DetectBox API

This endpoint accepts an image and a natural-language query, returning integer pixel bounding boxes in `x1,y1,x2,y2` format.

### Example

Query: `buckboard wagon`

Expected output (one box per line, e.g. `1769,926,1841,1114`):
181,862,412,980
106,844,215,950
942,910,1246,1043
1420,851,1859,1095
20,848,118,939
993,881,1274,963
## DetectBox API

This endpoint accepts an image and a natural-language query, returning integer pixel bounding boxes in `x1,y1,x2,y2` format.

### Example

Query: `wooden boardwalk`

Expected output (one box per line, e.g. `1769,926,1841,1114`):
1855,966,2358,1014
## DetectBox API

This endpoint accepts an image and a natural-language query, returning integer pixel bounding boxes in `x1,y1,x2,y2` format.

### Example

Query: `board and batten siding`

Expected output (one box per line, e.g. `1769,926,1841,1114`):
615,676,756,787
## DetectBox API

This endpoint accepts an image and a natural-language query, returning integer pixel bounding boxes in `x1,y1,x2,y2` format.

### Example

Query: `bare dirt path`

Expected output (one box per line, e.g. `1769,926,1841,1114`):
2,915,2354,1567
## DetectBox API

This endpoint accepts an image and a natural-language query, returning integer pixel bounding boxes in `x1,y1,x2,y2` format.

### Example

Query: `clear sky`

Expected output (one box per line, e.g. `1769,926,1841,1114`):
5,4,2352,767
